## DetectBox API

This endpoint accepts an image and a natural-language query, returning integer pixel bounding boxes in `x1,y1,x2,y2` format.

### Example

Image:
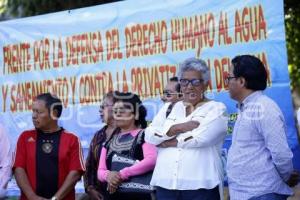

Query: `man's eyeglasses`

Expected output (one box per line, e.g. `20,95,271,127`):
225,76,237,84
163,90,179,98
179,79,204,87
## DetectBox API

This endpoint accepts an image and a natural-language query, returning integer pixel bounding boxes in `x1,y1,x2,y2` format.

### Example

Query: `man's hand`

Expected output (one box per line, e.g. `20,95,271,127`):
87,187,104,200
158,138,178,148
106,171,122,194
166,121,200,137
287,171,299,187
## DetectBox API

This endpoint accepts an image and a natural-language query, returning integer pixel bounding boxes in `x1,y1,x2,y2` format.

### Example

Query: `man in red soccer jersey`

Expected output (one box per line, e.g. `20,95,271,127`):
13,93,85,200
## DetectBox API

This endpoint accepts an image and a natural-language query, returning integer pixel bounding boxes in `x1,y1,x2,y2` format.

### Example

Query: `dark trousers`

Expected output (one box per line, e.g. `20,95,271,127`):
156,186,220,200
107,192,152,200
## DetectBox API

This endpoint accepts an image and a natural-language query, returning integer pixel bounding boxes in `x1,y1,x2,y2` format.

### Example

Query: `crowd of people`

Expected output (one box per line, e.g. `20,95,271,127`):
0,55,299,200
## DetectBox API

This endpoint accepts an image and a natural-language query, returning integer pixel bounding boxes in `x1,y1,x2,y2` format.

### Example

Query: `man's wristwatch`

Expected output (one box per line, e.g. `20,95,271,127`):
51,196,58,200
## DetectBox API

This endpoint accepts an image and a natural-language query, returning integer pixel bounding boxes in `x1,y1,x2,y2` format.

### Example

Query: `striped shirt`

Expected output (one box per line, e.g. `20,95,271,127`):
227,91,294,200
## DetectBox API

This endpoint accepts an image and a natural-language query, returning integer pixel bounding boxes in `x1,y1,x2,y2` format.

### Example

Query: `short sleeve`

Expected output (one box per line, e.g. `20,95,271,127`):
13,133,27,170
69,136,85,173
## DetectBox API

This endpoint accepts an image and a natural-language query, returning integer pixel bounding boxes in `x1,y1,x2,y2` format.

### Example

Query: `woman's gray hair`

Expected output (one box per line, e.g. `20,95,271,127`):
178,58,210,84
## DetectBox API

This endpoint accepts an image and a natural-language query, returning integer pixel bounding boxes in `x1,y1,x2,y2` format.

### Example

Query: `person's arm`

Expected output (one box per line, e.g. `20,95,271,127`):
97,147,110,182
160,103,227,148
257,103,293,182
0,127,12,192
97,147,121,193
53,136,85,200
165,121,200,137
52,170,81,200
83,135,96,189
145,103,175,145
13,133,45,200
119,142,157,180
83,133,104,200
14,168,46,200
177,116,227,148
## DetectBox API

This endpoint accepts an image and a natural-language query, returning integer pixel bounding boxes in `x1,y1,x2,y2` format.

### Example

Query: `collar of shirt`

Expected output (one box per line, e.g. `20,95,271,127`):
119,129,142,137
236,91,263,112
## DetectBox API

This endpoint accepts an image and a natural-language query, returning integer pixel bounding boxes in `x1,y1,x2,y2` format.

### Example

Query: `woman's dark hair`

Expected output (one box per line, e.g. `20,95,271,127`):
114,92,147,129
232,55,267,91
36,93,63,118
169,76,181,93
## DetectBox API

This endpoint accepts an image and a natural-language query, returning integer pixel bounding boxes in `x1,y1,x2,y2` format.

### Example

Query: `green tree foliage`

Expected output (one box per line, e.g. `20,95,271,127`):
0,0,6,14
285,0,300,91
3,0,120,17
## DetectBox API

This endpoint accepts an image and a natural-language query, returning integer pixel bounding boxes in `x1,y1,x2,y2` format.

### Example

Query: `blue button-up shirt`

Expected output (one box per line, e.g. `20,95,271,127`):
227,91,293,200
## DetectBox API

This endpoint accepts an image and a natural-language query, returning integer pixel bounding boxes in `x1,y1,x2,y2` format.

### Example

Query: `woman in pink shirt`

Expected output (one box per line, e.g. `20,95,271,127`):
97,92,157,200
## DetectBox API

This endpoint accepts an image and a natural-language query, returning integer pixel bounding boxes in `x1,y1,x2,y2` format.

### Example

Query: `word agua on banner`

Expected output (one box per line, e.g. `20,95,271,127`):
171,4,267,57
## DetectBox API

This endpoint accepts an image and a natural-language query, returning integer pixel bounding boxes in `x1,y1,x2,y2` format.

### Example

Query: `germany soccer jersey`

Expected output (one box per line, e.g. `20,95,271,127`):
13,128,85,200
36,129,61,198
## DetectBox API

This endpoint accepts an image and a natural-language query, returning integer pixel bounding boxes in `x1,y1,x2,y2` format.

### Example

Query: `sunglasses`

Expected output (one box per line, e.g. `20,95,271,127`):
179,78,204,86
